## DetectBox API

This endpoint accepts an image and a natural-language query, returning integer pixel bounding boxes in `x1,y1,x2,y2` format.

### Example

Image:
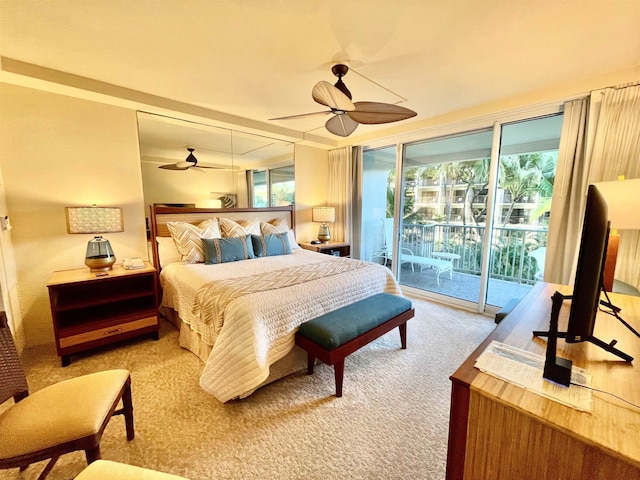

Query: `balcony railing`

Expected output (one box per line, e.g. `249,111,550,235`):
400,222,548,286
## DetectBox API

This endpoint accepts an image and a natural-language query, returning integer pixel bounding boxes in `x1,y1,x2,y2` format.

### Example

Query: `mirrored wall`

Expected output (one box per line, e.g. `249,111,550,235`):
137,112,295,210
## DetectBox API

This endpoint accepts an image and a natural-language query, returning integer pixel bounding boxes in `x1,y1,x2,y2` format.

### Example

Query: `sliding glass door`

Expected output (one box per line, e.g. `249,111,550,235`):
362,113,563,311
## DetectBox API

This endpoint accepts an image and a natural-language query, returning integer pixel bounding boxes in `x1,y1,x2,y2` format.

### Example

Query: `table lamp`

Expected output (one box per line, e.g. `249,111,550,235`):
65,205,124,272
312,207,335,243
592,178,640,291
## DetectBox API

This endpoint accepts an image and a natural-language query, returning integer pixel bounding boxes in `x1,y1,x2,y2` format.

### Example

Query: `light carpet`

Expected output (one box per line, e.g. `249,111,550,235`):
1,296,494,480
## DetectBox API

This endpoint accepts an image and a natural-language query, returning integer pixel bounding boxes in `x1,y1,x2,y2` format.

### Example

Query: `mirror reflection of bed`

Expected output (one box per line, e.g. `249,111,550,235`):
150,205,402,402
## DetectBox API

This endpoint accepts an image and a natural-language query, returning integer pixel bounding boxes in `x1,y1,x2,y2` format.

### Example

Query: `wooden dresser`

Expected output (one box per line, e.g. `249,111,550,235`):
447,282,640,480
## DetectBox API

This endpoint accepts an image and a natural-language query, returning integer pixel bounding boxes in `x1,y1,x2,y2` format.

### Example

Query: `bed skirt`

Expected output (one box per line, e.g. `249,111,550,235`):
159,306,309,399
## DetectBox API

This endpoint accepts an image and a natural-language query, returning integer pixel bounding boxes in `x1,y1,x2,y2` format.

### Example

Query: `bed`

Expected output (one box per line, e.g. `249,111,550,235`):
149,205,401,402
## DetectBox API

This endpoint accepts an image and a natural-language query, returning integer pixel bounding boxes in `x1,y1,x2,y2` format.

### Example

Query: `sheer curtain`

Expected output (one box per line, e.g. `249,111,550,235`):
547,83,640,287
327,146,353,243
587,84,640,289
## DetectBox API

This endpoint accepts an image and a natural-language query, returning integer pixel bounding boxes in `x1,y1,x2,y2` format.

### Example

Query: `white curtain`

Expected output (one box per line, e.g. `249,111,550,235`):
327,146,353,242
546,83,640,288
236,170,249,208
587,84,640,289
545,97,590,284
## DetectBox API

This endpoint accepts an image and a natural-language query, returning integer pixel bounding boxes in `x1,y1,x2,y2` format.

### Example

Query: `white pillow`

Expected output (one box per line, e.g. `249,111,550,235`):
287,229,300,249
156,237,182,267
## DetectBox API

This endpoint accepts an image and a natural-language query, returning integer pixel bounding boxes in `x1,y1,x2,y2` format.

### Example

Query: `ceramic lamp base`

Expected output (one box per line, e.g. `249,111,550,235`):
317,224,331,243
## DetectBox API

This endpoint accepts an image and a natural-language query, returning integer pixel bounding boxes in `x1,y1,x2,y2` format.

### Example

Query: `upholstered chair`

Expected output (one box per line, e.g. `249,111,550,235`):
0,312,135,479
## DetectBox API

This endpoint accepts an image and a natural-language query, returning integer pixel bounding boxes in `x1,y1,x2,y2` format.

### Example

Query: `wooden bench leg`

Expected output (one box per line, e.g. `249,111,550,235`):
399,322,407,349
334,359,345,397
307,351,316,375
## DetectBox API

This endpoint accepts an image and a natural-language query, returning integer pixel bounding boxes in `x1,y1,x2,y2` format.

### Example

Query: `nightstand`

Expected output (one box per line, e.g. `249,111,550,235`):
47,262,159,366
299,241,351,258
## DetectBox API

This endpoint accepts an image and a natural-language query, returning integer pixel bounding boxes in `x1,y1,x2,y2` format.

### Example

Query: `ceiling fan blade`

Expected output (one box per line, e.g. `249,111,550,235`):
269,110,332,121
189,166,206,173
325,114,359,137
159,164,188,170
348,102,417,125
312,81,355,112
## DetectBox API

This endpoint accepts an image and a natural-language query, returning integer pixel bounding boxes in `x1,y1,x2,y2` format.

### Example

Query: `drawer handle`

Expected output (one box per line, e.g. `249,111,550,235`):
104,328,122,336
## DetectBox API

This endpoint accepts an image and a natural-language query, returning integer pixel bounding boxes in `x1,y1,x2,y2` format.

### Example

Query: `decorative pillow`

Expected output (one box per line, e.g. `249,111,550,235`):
251,233,292,257
167,219,221,264
202,236,255,264
260,219,289,235
219,217,261,237
156,236,182,267
286,229,300,250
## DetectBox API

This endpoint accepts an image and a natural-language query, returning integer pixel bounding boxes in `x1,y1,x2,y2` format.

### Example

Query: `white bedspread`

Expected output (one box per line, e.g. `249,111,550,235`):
160,249,401,402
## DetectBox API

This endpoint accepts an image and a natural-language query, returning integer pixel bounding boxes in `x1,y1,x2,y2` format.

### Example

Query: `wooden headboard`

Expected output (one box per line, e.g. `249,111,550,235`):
148,205,295,270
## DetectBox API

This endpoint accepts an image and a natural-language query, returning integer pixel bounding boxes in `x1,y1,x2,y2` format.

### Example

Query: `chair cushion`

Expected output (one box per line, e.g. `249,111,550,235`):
297,293,412,350
76,460,189,479
0,369,130,459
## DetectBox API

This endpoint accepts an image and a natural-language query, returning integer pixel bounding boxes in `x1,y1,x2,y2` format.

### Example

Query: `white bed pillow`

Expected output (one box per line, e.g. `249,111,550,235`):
167,219,221,263
156,236,182,267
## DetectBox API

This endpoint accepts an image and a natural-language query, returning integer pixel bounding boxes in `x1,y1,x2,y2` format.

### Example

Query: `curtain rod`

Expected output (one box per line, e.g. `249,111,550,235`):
606,80,640,91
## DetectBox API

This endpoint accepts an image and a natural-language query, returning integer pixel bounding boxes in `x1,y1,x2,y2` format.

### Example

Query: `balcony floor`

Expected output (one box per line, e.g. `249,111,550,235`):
398,266,535,307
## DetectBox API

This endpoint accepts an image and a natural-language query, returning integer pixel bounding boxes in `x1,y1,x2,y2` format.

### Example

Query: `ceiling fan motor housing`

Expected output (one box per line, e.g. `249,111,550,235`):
331,64,352,99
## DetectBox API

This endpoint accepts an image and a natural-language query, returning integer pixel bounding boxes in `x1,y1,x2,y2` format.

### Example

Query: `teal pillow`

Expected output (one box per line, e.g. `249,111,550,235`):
251,234,291,257
202,236,255,264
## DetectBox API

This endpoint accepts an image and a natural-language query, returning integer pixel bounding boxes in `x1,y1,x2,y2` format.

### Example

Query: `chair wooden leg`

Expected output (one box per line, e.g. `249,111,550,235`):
85,446,101,464
399,322,407,349
36,456,59,480
334,359,345,397
122,380,135,441
306,351,315,374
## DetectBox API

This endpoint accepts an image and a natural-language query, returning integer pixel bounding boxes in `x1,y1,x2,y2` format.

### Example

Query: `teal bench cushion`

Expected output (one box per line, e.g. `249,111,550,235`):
298,293,412,350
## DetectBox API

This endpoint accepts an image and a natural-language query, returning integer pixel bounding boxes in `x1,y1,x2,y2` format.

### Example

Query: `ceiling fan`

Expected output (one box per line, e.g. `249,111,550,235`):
270,64,417,137
158,148,218,172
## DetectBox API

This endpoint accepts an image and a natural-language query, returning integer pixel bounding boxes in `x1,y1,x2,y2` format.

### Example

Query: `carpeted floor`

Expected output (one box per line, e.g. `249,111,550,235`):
1,296,494,480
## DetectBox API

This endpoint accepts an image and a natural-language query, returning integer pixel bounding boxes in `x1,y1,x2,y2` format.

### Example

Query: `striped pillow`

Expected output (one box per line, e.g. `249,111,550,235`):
219,218,261,237
260,219,289,235
167,219,221,264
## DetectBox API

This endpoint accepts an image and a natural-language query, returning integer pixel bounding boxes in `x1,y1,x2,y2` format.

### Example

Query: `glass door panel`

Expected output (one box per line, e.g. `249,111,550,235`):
399,130,494,305
485,114,563,307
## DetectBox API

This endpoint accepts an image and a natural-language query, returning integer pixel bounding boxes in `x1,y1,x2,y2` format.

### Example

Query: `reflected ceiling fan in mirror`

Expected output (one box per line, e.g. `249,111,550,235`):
158,148,219,172
270,64,417,137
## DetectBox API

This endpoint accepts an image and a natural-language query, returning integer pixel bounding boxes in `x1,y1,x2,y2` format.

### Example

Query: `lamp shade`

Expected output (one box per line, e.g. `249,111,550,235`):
312,207,336,223
592,179,640,230
65,206,124,234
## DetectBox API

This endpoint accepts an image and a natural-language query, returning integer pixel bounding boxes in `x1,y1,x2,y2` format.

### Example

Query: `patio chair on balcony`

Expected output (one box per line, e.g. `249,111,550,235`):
528,246,546,281
377,218,454,286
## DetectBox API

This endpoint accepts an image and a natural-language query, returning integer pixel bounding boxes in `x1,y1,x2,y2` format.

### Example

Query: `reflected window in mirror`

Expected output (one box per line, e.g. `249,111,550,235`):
250,165,294,207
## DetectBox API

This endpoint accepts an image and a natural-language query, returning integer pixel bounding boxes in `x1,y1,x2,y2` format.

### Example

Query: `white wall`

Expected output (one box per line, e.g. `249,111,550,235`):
0,83,148,346
293,144,329,243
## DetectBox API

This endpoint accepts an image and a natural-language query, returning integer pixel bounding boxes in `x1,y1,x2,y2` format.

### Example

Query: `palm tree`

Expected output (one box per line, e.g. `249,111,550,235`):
498,154,544,225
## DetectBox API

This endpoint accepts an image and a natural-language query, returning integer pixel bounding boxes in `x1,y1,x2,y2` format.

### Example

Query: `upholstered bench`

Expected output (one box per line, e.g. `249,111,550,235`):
76,460,189,479
295,293,415,397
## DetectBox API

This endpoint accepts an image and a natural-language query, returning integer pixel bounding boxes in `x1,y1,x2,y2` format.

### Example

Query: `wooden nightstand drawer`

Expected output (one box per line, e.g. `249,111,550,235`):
59,316,158,348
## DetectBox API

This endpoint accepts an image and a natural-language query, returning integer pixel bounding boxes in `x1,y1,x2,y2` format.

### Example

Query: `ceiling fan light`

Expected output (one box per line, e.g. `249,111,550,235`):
325,114,358,137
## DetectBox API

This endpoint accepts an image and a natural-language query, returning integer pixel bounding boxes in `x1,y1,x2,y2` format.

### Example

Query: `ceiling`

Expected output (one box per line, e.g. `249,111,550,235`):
1,1,639,148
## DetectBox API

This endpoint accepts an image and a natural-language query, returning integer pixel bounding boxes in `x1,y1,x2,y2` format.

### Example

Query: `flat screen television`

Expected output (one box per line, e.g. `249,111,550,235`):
565,184,610,344
534,184,634,375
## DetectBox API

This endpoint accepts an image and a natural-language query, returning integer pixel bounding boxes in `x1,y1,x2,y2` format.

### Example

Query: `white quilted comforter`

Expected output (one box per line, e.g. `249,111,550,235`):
160,249,400,402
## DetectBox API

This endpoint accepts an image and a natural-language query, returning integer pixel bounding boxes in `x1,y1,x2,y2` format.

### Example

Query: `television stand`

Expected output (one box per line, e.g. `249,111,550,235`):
532,291,634,363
